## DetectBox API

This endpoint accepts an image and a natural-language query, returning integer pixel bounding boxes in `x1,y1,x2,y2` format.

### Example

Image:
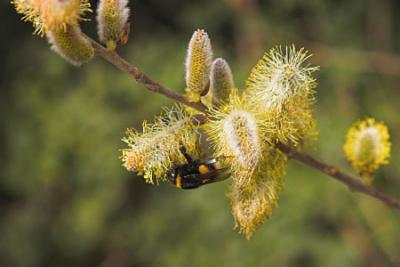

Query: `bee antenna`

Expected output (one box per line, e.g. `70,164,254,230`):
179,146,193,163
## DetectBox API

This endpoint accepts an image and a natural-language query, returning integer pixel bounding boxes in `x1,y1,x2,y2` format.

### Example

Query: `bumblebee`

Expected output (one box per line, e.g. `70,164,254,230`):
167,147,230,189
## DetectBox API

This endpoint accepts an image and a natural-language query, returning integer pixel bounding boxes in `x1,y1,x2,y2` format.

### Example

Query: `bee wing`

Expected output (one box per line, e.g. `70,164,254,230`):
209,168,231,183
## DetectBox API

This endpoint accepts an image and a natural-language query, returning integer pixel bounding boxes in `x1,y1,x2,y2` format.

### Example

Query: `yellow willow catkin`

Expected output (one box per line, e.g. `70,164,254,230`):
97,0,130,50
344,118,391,184
229,148,287,239
12,0,91,36
206,90,288,239
210,58,235,107
205,91,274,184
47,24,94,65
246,46,319,145
121,106,200,184
185,29,213,102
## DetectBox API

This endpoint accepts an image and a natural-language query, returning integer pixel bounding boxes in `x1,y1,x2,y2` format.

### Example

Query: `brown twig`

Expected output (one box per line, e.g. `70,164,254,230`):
88,36,208,113
89,37,400,210
276,143,400,209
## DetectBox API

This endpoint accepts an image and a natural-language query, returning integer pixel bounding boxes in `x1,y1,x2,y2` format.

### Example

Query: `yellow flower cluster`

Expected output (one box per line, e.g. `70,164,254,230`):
228,148,286,239
115,31,318,239
12,0,91,36
12,0,96,65
205,91,288,238
121,106,200,184
344,118,391,184
246,46,319,145
206,91,273,183
204,46,318,238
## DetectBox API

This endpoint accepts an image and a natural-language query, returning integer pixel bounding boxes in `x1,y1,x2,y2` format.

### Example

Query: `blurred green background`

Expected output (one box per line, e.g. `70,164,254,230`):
1,0,400,266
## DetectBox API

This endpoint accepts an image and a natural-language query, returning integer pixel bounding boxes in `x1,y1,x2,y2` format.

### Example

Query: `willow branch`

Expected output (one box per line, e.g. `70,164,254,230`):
88,37,208,113
276,143,400,209
89,37,400,210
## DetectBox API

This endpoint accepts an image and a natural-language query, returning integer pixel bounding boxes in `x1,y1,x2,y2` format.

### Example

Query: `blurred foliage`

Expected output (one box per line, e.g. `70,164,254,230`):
1,0,400,266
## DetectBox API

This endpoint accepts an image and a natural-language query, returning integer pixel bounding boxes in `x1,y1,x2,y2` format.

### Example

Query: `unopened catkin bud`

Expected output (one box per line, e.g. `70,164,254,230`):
97,0,130,50
210,58,234,106
344,118,391,184
185,29,213,102
47,24,94,66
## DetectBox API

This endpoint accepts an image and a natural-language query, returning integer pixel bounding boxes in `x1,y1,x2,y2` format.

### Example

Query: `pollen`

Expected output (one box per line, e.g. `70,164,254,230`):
245,46,319,146
344,117,391,184
246,46,318,109
121,105,200,184
198,165,209,174
205,90,275,185
229,148,287,239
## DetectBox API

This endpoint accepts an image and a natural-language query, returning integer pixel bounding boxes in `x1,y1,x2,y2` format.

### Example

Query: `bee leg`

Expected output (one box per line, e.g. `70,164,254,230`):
210,171,231,183
201,170,230,185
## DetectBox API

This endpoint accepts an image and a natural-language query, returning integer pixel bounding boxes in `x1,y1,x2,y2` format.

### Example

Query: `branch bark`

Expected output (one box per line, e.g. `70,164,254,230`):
89,37,208,113
276,143,400,209
88,37,400,211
